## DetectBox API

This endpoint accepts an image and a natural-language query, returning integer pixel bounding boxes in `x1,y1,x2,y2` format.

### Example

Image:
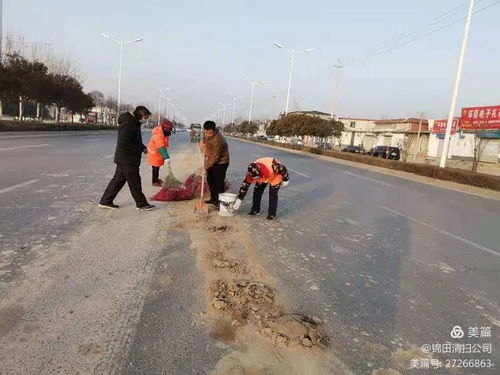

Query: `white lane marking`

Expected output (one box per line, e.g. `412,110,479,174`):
0,143,51,151
381,205,499,258
250,153,260,157
288,168,311,179
0,179,39,194
84,138,102,142
0,131,115,139
342,171,393,187
104,154,114,158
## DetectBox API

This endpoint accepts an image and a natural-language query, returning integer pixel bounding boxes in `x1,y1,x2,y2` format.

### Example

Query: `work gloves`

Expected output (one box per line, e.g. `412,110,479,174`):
232,199,242,211
159,147,170,160
281,180,289,188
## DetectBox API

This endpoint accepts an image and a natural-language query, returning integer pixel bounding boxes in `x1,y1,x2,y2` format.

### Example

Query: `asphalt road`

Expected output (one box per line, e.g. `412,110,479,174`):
0,130,121,288
0,130,499,374
222,136,500,374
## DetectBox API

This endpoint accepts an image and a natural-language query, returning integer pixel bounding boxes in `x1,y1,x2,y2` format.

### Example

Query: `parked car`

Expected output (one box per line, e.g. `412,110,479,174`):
292,139,304,146
366,146,400,160
316,142,333,150
342,145,363,153
257,135,268,140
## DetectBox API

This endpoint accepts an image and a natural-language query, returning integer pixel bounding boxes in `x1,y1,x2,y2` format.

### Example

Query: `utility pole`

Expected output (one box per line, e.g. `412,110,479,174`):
439,0,475,168
271,94,277,119
413,112,424,161
331,58,343,120
0,0,4,119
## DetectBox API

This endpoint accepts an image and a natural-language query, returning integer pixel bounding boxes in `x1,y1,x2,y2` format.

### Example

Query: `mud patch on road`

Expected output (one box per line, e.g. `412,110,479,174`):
0,304,25,337
78,342,103,355
171,202,346,374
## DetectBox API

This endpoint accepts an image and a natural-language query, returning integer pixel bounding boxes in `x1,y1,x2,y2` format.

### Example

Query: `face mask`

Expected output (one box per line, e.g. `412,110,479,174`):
163,130,171,136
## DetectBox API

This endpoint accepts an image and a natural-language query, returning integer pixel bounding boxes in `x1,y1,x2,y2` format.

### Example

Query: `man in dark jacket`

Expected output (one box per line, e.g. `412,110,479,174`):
202,121,230,207
99,106,155,211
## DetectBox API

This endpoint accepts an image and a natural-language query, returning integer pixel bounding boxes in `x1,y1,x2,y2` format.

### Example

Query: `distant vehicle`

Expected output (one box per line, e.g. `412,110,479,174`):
316,142,333,150
190,123,202,142
366,146,400,160
85,112,98,124
342,145,362,153
257,135,268,140
292,139,304,146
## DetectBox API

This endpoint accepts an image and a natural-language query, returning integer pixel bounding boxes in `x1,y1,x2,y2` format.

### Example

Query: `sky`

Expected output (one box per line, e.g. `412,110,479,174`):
3,0,500,123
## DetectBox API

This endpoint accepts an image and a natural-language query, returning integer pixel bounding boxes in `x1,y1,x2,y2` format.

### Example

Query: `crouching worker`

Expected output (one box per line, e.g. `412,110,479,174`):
147,119,173,186
232,158,289,220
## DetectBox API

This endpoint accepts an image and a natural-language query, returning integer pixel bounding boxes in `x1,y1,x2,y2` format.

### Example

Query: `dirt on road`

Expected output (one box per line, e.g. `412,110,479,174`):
0,143,350,374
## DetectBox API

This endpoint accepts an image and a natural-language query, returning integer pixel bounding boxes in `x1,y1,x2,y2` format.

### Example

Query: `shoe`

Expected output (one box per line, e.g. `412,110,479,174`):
266,215,276,221
152,181,162,187
206,200,219,207
248,210,260,216
204,199,216,204
98,203,119,209
137,204,155,211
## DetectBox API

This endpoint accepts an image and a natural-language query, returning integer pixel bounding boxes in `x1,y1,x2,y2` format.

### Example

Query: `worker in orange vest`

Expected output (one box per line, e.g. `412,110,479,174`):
232,157,289,220
147,119,173,186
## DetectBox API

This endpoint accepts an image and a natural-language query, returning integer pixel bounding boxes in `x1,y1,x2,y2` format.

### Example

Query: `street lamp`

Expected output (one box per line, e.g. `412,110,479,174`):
273,42,314,115
331,58,343,120
101,33,143,118
166,96,175,118
152,85,170,125
243,80,266,123
228,94,242,125
440,0,475,168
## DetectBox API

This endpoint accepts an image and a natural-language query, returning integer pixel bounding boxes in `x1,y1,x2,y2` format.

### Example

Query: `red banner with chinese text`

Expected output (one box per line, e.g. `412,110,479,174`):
461,106,500,130
432,118,460,134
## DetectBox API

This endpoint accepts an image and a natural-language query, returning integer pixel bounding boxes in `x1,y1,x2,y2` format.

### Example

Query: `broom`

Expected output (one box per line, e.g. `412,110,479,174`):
194,143,209,214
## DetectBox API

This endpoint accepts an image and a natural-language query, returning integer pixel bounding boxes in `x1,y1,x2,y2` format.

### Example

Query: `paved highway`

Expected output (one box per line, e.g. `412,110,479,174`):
0,130,498,374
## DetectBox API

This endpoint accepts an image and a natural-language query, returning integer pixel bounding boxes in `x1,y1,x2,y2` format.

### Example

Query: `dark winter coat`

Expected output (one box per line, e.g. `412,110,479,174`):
113,112,146,166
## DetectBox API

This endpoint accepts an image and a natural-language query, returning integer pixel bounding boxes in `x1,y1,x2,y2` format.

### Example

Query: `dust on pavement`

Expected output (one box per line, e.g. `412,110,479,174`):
0,138,350,374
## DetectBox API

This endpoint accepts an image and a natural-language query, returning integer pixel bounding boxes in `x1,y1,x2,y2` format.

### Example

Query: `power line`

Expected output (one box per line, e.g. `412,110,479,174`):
359,0,499,61
359,0,473,58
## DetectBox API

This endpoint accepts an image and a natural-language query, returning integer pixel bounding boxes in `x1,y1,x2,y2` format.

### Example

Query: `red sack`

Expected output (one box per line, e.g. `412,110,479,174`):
184,174,230,196
151,186,194,201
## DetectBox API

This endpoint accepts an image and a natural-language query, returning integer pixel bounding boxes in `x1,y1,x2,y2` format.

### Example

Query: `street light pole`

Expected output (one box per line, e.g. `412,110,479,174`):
219,103,227,126
331,58,343,120
273,42,314,115
101,33,143,119
0,0,3,62
152,86,169,125
439,0,475,168
231,97,236,125
243,80,266,123
285,50,295,115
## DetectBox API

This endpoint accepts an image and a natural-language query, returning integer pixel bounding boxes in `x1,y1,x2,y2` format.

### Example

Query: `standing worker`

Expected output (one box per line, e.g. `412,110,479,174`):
203,120,230,207
147,119,173,186
232,157,289,220
99,106,155,211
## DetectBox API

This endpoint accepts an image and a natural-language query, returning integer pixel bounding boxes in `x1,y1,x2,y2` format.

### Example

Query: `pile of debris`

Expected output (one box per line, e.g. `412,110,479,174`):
211,280,329,349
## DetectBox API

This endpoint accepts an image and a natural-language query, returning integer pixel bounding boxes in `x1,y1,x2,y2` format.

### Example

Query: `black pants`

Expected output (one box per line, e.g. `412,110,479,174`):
100,164,148,208
206,163,229,202
152,166,160,183
252,183,279,216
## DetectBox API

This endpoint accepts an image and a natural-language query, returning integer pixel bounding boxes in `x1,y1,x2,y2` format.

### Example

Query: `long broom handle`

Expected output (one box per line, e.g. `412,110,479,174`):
199,141,205,201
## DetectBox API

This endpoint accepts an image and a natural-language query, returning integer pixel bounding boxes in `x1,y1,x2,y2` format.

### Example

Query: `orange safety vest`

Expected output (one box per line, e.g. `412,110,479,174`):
254,157,283,186
146,125,169,167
